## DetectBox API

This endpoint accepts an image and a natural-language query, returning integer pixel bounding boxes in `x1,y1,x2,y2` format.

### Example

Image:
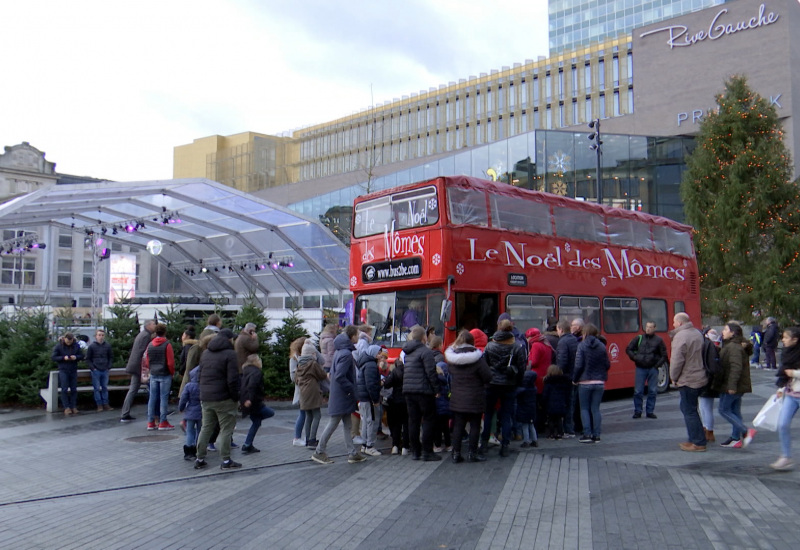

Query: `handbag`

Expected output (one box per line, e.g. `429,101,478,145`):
753,394,783,432
140,350,151,384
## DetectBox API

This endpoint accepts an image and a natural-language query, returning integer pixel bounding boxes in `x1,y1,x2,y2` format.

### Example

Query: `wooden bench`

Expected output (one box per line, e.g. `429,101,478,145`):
40,368,136,413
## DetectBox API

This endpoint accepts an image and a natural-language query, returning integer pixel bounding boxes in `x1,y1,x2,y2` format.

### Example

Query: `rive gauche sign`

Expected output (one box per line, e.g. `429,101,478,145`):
639,3,779,49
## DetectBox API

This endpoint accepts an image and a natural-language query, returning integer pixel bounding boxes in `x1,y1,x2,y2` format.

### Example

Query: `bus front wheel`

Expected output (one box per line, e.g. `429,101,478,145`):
656,363,670,394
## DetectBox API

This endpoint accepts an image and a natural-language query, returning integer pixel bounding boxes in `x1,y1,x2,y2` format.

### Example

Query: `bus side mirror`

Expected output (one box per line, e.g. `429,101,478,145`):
440,299,452,324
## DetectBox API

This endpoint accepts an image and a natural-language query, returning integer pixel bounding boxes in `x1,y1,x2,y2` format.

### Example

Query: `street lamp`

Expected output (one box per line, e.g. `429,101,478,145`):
588,119,603,204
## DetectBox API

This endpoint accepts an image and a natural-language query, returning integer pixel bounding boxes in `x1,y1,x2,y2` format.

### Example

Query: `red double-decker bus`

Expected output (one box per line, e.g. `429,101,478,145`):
350,175,700,392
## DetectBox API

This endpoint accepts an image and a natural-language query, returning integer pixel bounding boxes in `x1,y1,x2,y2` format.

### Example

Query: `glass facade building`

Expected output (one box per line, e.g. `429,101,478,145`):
548,0,727,54
289,128,695,244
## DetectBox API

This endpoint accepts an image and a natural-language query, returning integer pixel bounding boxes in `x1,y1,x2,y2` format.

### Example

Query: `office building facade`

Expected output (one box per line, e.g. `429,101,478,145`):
548,0,727,54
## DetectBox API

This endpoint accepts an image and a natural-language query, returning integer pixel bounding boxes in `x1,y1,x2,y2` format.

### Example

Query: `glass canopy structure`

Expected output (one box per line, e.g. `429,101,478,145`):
0,178,350,302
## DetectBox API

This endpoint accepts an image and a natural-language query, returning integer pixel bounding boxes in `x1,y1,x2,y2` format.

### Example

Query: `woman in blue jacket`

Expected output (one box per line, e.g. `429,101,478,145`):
572,324,610,443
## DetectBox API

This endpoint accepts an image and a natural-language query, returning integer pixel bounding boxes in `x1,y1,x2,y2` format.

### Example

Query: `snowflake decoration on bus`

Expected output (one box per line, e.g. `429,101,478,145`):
355,213,362,225
350,276,357,287
551,181,567,196
601,277,607,287
456,263,465,275
547,150,572,174
428,198,438,211
432,253,441,266
564,243,571,253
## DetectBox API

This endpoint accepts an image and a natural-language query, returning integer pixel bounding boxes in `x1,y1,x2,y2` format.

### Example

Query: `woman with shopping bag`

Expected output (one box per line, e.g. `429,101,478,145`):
771,326,800,471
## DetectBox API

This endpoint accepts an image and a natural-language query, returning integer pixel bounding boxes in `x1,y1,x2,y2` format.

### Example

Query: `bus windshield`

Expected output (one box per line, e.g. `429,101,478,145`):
355,288,445,348
353,185,439,238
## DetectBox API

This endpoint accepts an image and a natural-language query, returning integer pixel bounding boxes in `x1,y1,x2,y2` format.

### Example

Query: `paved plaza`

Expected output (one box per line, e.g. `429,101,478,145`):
1,368,799,550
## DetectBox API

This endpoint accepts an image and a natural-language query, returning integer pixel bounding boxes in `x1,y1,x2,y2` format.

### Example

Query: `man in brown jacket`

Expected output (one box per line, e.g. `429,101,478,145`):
234,322,260,373
669,312,708,452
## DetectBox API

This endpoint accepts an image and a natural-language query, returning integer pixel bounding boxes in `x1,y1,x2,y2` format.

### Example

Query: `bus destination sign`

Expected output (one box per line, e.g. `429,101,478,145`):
362,257,423,284
508,273,528,287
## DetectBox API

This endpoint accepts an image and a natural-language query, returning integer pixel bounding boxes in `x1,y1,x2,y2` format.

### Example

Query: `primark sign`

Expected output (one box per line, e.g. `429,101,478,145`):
640,3,780,49
676,93,784,127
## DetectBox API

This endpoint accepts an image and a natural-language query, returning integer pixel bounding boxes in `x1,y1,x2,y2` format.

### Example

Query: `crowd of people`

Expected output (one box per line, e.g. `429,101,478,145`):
50,310,800,472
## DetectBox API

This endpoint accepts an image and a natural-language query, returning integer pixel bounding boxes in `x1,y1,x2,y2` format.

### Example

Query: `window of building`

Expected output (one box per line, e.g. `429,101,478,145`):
59,232,72,248
533,77,539,102
585,97,592,121
628,86,634,114
521,79,527,105
612,56,620,87
627,52,633,82
571,66,578,94
1,256,35,285
507,83,514,109
572,99,579,124
598,59,605,89
558,103,564,127
614,91,621,116
83,260,92,290
545,106,552,129
584,63,592,93
57,259,72,288
599,93,606,119
558,69,564,99
545,73,552,101
322,294,341,309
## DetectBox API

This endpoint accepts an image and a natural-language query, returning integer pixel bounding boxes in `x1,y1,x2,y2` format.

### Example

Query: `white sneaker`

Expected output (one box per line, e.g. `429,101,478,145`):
771,456,795,470
391,446,399,455
352,436,366,445
433,445,444,453
363,446,382,456
401,448,409,456
292,438,306,447
488,436,501,447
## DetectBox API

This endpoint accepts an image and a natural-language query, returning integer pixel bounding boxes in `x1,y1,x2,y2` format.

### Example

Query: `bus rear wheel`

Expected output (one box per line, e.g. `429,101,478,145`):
656,363,670,394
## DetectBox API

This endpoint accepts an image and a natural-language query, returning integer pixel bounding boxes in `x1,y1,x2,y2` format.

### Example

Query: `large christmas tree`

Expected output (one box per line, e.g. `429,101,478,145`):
681,75,800,323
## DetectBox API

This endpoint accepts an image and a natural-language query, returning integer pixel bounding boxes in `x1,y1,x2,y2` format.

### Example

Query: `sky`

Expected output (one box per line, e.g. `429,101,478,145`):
0,0,549,182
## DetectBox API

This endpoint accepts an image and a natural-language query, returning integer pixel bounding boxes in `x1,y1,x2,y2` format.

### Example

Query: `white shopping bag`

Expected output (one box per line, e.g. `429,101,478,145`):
753,394,783,432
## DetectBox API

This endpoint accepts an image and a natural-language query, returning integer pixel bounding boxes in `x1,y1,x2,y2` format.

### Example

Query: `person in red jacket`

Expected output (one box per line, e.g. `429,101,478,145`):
144,323,176,431
526,328,554,394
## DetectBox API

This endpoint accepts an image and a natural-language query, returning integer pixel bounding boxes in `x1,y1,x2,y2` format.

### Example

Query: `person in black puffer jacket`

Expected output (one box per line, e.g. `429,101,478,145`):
52,332,84,415
382,357,409,454
402,325,440,461
480,319,526,457
194,329,241,470
573,324,610,443
445,330,491,463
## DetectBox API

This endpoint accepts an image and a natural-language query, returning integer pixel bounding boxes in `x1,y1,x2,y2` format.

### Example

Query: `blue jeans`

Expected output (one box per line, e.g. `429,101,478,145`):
679,386,707,446
778,395,800,458
91,369,110,406
59,368,78,410
520,422,537,443
750,343,761,364
718,392,747,440
481,385,517,446
578,383,604,438
245,405,275,446
633,367,658,414
186,419,201,446
294,409,307,439
147,375,172,423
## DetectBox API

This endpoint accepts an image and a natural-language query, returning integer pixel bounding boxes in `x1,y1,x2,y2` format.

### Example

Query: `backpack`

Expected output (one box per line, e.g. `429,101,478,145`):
702,339,722,377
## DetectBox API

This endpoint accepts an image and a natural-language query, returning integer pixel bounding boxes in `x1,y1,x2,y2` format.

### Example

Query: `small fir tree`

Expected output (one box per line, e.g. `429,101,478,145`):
104,301,141,369
156,299,188,375
681,75,800,322
263,305,308,398
0,308,53,404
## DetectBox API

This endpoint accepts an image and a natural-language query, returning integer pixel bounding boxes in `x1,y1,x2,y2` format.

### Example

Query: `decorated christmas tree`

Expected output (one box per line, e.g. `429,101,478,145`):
681,75,800,322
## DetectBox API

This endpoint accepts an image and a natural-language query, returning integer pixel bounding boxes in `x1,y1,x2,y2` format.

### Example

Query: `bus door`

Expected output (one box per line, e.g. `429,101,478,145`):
455,292,498,337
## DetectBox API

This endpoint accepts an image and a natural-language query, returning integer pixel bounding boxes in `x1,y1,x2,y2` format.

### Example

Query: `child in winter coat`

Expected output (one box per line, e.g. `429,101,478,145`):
240,354,275,454
542,365,572,439
516,369,538,447
179,365,202,460
434,361,452,452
